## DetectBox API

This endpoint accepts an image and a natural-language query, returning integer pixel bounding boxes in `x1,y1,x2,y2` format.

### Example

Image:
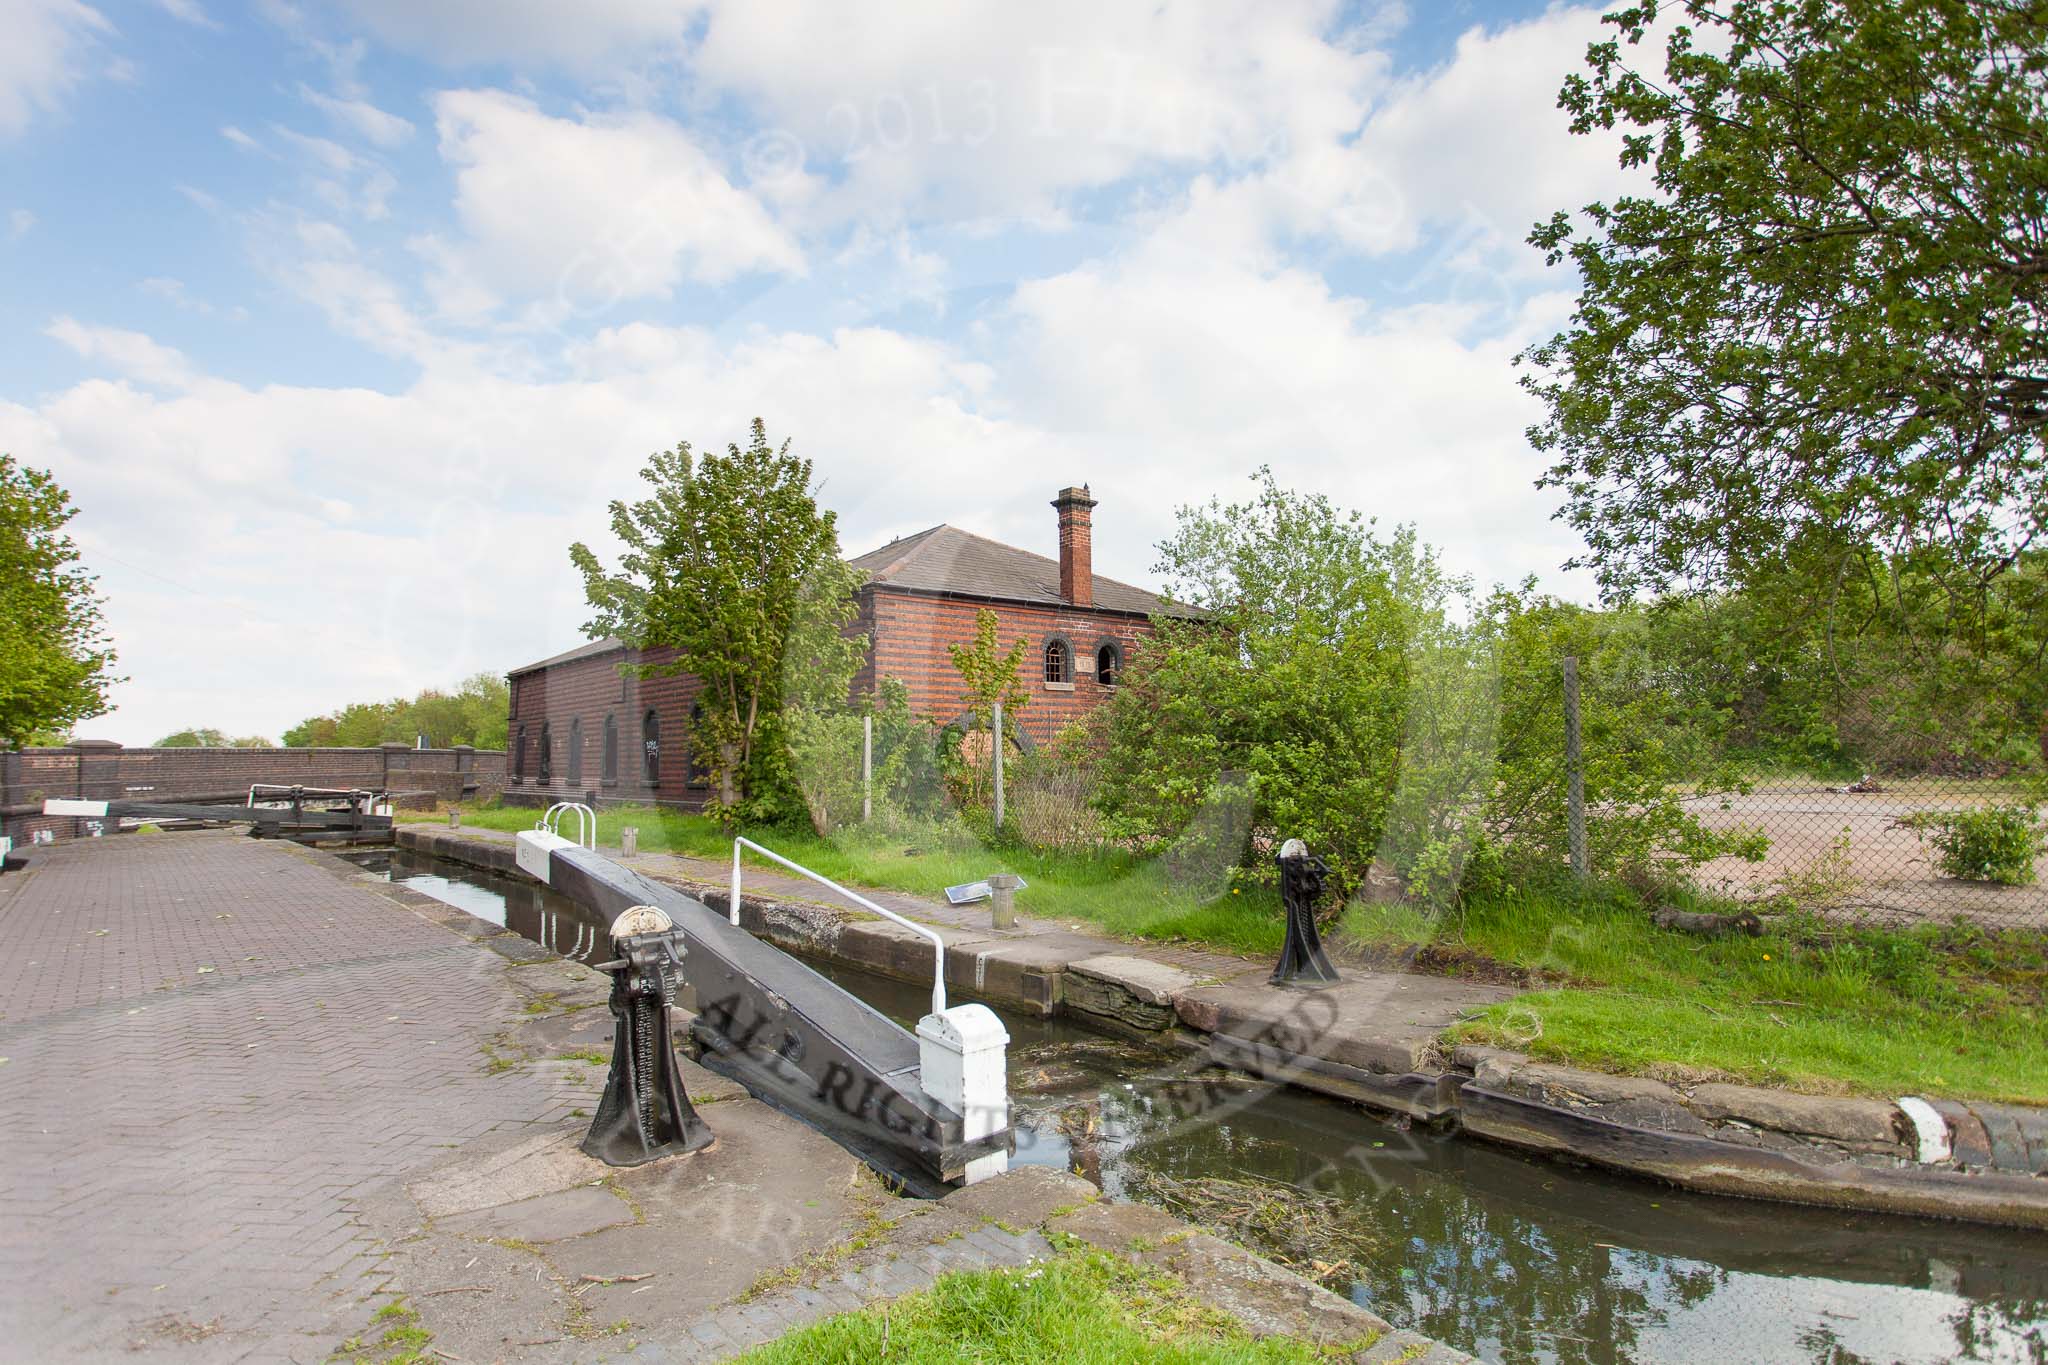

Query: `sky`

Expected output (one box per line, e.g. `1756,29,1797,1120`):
0,0,1641,747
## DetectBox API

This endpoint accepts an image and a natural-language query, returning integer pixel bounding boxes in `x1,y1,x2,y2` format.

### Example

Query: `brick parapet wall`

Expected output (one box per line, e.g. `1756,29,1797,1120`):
0,744,505,843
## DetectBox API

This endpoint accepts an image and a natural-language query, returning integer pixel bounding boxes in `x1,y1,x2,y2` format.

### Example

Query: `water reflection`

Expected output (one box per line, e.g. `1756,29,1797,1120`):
350,850,2048,1365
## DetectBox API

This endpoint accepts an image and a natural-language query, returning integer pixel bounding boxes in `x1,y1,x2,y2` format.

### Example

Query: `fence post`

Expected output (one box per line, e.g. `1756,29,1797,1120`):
992,699,1005,831
1563,655,1588,880
862,714,873,823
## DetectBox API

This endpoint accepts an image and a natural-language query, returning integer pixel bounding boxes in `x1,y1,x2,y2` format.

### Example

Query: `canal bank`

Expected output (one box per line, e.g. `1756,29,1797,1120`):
367,836,2048,1363
398,825,2048,1233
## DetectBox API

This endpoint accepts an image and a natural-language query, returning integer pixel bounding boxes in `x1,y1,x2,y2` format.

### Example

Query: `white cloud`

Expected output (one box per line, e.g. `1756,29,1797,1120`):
45,316,200,390
0,0,114,138
1263,5,1643,266
299,84,414,147
335,0,697,69
221,123,262,152
8,208,33,239
682,0,1389,227
422,89,805,322
0,318,1047,746
1002,204,1588,596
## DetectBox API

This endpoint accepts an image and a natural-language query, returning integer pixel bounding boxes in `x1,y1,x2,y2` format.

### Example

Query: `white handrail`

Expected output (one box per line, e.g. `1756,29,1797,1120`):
731,836,947,1016
538,801,596,850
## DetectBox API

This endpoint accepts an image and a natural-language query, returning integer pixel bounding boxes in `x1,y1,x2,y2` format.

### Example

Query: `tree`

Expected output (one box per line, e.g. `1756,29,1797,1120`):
570,419,862,824
156,728,274,748
282,673,508,749
1095,471,1435,895
0,456,119,748
1523,0,2048,602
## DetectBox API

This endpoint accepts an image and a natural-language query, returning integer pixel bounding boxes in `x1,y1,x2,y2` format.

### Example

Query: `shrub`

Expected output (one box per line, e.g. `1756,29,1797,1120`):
1907,804,2046,885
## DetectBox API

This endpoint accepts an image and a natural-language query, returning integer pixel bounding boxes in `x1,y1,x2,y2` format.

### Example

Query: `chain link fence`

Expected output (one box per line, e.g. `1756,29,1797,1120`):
1562,656,2048,930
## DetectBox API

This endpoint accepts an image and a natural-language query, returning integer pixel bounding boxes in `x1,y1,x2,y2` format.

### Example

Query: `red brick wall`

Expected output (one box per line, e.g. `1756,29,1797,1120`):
507,646,712,807
504,589,1157,808
0,744,506,843
862,588,1153,745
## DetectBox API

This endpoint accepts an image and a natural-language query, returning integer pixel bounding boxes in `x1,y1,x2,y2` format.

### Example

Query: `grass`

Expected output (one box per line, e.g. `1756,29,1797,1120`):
1348,890,2048,1104
415,801,2048,1102
729,1246,1369,1364
409,801,1288,956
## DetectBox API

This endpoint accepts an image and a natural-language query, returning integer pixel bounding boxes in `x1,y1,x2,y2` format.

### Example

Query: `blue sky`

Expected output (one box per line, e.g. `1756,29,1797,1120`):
2,0,1635,744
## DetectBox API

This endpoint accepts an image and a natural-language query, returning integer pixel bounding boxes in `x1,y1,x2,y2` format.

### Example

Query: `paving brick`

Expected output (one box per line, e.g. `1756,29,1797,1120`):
0,831,583,1360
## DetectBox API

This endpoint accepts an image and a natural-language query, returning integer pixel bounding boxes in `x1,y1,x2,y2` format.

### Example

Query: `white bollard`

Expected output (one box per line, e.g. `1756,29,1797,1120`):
916,1004,1011,1185
621,825,639,857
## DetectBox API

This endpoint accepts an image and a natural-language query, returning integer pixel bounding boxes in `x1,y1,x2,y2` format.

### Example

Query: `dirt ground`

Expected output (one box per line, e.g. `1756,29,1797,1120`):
1682,783,2048,927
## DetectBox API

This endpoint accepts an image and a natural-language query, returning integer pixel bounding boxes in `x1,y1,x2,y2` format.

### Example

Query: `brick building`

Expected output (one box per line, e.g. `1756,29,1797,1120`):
504,486,1194,807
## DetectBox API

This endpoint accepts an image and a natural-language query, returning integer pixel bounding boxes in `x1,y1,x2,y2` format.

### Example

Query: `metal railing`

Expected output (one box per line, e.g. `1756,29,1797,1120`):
539,801,596,850
730,836,947,1016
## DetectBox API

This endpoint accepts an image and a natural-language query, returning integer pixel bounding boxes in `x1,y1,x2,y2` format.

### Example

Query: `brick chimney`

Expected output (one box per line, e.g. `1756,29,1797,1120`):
1052,485,1097,607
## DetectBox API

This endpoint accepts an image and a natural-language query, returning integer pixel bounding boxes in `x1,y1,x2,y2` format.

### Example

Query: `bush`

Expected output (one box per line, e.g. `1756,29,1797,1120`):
1907,804,2046,885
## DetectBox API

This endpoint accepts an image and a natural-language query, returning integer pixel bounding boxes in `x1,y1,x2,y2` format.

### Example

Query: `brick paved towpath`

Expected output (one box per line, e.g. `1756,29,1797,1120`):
0,830,594,1361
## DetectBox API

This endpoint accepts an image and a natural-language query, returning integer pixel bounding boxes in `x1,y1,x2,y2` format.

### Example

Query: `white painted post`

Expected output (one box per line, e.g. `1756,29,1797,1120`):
991,699,1005,830
621,825,638,857
916,1004,1010,1186
729,839,744,927
862,714,873,823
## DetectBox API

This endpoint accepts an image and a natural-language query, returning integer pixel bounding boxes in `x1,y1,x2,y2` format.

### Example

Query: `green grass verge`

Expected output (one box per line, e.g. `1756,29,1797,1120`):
1344,892,2048,1104
409,802,1286,956
415,802,2046,1102
729,1247,1366,1363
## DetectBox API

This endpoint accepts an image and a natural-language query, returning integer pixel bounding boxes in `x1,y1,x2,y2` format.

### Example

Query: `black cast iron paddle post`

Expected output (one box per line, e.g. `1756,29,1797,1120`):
583,905,717,1166
1271,838,1340,986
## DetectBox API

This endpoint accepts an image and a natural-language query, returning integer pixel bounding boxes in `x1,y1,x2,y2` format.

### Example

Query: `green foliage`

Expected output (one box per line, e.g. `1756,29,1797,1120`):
943,607,1033,812
1095,471,1430,896
155,728,274,748
1523,0,2048,603
570,419,863,826
1476,591,1765,892
0,455,119,747
1906,804,2047,885
785,678,945,835
1095,472,1758,900
1632,552,2048,776
283,672,508,749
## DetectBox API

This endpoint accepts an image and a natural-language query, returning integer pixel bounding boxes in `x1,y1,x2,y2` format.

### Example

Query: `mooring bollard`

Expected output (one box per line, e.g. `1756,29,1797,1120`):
987,872,1021,930
582,905,716,1166
448,807,461,829
621,825,638,857
1271,838,1340,986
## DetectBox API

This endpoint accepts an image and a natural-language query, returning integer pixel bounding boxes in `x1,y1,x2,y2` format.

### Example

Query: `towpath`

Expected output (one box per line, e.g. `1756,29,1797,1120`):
0,830,1468,1364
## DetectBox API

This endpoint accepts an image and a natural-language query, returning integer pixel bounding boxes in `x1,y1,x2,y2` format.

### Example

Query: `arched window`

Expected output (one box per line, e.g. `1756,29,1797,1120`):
642,708,661,785
601,713,618,783
538,721,553,784
513,725,526,781
1096,642,1122,688
566,718,583,786
1043,638,1071,685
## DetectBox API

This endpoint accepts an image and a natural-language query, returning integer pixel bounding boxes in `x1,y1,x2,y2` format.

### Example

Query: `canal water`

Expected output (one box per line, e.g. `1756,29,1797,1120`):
346,847,2048,1364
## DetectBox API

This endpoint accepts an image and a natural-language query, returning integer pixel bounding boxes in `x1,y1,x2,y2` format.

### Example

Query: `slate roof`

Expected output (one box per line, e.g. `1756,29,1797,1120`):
510,524,1193,675
847,524,1197,618
507,636,625,677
